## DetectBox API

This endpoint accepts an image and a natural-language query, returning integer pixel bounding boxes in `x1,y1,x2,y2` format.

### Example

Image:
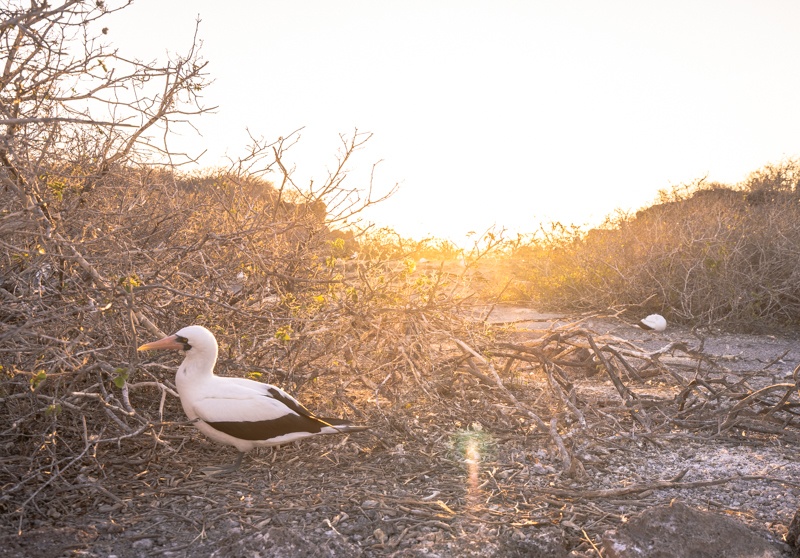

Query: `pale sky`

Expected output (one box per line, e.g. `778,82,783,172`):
105,1,800,243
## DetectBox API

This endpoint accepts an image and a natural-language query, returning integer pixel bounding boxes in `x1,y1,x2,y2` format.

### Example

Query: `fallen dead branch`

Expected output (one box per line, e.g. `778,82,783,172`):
454,337,547,431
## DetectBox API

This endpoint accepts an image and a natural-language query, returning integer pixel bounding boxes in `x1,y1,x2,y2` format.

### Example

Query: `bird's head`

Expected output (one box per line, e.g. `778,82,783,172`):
138,325,219,363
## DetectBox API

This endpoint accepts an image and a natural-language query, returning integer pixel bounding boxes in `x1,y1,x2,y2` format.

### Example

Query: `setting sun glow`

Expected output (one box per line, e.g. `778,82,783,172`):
107,1,800,242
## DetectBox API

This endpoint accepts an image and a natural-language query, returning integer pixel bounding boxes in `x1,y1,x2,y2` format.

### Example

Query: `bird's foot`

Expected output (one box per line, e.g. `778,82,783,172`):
200,464,237,476
200,452,244,476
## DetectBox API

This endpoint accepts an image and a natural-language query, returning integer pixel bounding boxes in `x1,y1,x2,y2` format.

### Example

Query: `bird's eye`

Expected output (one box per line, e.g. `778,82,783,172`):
176,335,191,351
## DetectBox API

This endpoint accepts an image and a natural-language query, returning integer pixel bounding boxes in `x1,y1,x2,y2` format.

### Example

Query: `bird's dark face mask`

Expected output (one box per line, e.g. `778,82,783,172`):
175,335,192,351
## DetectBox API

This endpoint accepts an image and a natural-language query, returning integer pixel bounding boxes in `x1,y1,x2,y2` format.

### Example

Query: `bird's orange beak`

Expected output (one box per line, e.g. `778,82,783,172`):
138,334,183,351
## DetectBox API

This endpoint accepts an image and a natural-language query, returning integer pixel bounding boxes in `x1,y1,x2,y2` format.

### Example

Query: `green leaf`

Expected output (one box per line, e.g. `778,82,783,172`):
113,367,129,389
45,403,62,417
274,326,293,342
30,370,47,390
117,274,142,293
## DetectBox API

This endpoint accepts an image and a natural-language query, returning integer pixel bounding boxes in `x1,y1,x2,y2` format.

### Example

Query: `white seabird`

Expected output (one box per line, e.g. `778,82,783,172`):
138,325,368,471
639,314,667,332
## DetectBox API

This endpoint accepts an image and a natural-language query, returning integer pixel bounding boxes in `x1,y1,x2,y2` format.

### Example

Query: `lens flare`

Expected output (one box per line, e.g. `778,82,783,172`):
465,436,480,509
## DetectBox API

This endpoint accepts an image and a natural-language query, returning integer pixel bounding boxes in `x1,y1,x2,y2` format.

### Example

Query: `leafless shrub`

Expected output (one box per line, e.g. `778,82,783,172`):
0,2,502,531
506,167,800,332
7,5,800,552
743,156,800,203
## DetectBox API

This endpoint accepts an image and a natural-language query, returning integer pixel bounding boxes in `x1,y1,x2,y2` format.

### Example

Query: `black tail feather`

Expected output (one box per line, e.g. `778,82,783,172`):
319,417,370,432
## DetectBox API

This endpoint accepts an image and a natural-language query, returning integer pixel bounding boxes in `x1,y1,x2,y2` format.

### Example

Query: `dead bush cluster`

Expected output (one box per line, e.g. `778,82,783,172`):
1,133,497,529
5,4,800,554
507,164,800,332
0,1,483,531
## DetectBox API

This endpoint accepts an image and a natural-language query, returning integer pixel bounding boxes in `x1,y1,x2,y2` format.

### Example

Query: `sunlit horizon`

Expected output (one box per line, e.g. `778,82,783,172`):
104,0,800,243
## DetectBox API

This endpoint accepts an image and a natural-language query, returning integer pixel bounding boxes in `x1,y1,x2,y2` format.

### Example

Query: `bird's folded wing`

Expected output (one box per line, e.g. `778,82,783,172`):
196,395,334,442
191,391,301,424
201,378,321,420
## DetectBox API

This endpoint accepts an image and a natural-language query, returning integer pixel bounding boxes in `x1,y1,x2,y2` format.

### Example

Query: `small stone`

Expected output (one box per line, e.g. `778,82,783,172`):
132,538,154,550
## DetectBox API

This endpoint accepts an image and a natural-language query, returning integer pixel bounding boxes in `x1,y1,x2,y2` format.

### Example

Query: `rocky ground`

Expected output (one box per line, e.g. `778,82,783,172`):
4,307,800,557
